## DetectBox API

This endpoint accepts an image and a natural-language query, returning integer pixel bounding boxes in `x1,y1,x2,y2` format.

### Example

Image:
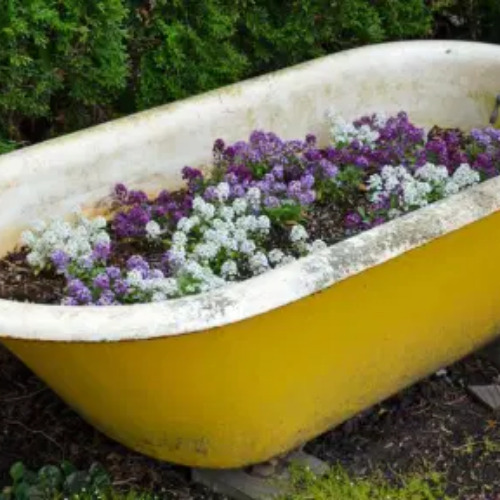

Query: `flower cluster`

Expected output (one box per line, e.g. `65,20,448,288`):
18,110,500,307
62,255,180,306
163,183,326,296
362,162,480,223
112,183,193,239
202,130,340,218
329,111,383,147
21,211,110,271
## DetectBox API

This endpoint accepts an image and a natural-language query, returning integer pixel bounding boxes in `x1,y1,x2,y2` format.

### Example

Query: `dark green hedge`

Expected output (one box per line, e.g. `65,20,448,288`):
0,0,498,148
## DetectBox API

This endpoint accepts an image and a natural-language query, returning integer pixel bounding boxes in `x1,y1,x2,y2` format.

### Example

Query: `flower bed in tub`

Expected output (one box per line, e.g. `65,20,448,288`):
1,41,500,468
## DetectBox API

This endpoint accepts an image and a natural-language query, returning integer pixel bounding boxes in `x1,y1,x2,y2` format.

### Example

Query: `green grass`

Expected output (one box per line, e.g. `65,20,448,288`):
282,465,453,500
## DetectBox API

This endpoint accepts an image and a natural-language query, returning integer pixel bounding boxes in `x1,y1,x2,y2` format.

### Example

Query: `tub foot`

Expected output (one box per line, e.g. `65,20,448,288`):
192,450,328,500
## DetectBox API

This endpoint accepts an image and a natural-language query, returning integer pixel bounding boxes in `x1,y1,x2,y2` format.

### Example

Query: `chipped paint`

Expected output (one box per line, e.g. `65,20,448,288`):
0,41,500,342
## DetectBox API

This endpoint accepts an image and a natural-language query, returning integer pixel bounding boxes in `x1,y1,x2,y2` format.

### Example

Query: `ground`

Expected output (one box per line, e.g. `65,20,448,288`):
1,345,499,499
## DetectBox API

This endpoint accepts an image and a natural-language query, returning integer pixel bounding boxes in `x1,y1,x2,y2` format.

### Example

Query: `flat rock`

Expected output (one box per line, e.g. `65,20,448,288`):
192,451,329,500
468,384,500,411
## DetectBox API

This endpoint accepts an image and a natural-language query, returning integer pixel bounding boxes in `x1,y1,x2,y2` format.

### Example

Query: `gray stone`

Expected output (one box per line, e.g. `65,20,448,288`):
192,451,329,500
468,384,500,411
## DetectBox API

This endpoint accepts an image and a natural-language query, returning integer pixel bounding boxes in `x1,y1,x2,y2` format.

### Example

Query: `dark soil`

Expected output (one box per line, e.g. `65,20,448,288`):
1,342,500,499
308,356,500,500
0,250,64,304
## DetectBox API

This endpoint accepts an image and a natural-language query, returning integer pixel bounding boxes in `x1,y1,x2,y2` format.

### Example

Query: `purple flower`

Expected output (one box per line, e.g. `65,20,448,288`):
50,250,70,272
264,196,280,208
287,180,302,198
297,190,316,205
92,242,111,262
77,255,95,270
203,186,218,202
96,290,116,306
345,212,363,229
127,190,148,205
157,189,171,205
319,160,339,179
224,146,236,159
67,279,93,305
113,279,130,296
62,297,79,306
354,156,370,169
271,165,284,180
305,133,317,146
182,166,203,181
128,206,151,226
300,174,315,190
213,138,225,152
304,149,322,162
114,183,128,201
471,129,491,146
271,182,287,194
231,184,246,198
127,255,150,274
106,266,122,280
93,273,111,290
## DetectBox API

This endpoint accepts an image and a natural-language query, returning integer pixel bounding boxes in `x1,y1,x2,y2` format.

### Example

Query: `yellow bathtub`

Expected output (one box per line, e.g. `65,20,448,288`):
1,41,500,468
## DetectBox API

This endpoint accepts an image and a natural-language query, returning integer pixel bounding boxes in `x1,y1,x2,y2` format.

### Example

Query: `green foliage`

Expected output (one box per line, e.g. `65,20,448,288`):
265,202,305,225
0,0,498,149
430,0,500,43
317,166,365,205
232,0,432,75
127,0,248,110
0,461,155,500
283,465,452,500
0,0,128,138
0,138,19,155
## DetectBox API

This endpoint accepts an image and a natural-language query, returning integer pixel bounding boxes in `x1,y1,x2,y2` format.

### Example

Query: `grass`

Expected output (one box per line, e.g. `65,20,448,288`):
1,460,453,500
281,465,453,500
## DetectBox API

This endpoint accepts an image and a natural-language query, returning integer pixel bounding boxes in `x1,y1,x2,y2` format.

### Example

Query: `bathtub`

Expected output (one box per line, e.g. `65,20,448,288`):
1,41,500,468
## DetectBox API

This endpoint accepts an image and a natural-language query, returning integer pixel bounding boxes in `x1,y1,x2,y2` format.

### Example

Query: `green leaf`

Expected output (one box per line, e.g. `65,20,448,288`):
38,464,63,490
9,462,25,484
64,471,90,495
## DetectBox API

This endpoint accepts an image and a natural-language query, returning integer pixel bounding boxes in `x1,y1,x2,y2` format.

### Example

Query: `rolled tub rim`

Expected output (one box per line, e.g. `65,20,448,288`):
0,40,500,342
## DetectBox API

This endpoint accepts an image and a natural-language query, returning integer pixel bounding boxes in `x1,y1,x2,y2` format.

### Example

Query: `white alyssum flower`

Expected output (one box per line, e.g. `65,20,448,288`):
193,197,216,220
415,162,449,184
249,252,269,275
450,163,480,190
256,215,271,234
239,239,257,255
219,206,235,222
215,182,231,202
246,187,261,209
309,239,328,253
289,224,308,243
22,211,111,269
367,161,481,220
232,197,248,215
221,260,238,278
125,268,179,302
328,110,380,146
268,249,285,265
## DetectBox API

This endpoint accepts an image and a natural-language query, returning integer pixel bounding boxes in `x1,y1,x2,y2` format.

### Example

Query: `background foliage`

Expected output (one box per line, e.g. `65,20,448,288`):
0,0,498,151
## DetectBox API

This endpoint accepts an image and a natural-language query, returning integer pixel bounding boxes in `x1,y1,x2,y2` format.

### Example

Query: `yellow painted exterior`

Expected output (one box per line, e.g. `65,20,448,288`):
3,209,500,468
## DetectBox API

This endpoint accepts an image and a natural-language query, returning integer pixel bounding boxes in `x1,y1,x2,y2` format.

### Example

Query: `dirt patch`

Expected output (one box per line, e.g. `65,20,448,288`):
308,357,500,499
